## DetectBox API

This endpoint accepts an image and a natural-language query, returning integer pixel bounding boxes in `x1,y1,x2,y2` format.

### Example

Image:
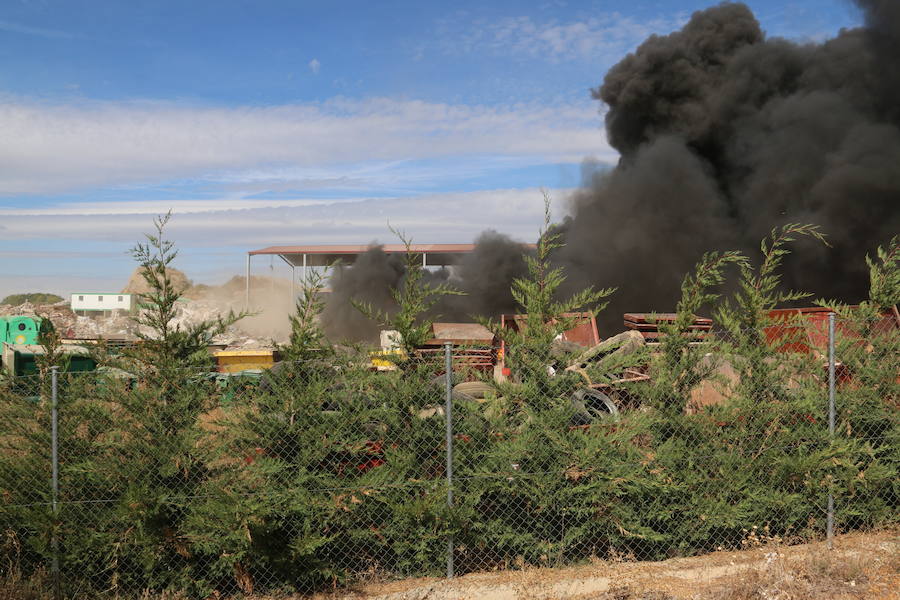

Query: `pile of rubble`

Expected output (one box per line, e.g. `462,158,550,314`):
0,298,277,349
0,300,138,340
72,313,136,340
2,267,295,350
0,300,77,335
168,298,277,348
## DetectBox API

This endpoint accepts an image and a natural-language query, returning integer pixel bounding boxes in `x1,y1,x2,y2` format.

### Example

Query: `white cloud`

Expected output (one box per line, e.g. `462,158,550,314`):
0,188,574,245
0,187,576,298
443,12,687,62
308,58,321,74
0,197,348,216
0,97,612,194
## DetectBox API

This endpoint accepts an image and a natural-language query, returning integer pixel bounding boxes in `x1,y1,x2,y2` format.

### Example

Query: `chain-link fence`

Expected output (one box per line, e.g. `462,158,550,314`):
0,312,897,598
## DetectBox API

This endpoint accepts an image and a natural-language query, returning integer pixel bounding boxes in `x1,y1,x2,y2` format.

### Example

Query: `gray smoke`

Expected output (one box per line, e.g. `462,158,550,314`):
325,1,900,341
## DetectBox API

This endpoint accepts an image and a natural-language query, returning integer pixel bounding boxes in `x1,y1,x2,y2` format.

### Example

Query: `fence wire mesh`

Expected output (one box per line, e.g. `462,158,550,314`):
0,312,897,598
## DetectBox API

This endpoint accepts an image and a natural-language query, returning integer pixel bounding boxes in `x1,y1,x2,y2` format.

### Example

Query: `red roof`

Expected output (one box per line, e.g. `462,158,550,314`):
249,243,478,256
248,243,535,267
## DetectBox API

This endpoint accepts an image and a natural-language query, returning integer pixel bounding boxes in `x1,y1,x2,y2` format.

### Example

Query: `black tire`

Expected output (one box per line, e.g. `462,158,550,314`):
431,372,464,388
453,381,495,400
570,388,619,425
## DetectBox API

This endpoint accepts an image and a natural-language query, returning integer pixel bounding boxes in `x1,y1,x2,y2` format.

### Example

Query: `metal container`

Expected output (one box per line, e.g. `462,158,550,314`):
214,349,280,373
497,312,601,376
500,312,600,347
1,343,96,376
765,305,900,355
764,307,833,354
0,316,49,346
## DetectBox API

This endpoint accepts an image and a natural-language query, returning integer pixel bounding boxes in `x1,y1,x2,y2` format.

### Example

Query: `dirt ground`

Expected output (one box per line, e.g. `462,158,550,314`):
1,531,896,600
316,530,900,600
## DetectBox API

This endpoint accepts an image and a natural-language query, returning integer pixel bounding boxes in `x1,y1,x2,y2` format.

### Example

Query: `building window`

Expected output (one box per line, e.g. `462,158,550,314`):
78,296,84,301
98,296,103,302
118,296,123,302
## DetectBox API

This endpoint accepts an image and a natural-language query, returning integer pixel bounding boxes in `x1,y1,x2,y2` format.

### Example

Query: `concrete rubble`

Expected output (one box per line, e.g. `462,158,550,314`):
0,293,277,350
0,301,78,335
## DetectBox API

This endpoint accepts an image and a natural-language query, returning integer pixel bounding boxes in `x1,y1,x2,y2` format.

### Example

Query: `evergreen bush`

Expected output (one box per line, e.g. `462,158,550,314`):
0,218,896,597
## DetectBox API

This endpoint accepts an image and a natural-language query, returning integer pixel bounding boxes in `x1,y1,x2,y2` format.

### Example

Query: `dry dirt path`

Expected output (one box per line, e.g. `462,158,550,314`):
312,530,899,600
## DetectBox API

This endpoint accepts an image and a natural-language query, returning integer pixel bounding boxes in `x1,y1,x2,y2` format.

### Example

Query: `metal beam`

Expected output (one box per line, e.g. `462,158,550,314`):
245,254,251,309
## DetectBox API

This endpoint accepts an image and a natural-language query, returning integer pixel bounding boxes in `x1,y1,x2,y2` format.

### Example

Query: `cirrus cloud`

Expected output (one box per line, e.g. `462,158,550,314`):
0,97,611,195
439,11,687,63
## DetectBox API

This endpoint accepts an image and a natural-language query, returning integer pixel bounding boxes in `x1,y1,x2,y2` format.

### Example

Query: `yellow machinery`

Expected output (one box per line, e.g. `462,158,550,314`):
369,349,406,370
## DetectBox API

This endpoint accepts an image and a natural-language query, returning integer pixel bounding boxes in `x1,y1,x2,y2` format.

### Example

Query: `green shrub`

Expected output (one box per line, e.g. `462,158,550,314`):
0,294,63,306
0,221,896,597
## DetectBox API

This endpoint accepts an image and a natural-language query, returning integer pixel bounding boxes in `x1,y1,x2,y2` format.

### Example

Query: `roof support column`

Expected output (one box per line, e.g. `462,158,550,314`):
245,253,251,309
290,265,295,307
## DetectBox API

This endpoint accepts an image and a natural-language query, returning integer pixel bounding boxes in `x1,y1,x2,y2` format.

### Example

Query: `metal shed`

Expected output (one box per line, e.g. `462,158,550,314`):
245,243,482,308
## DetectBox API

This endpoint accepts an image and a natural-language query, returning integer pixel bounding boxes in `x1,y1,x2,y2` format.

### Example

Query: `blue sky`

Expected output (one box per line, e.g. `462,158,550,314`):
0,0,863,299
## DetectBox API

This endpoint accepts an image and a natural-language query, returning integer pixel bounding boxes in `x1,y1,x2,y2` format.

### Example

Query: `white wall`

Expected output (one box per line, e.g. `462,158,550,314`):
71,293,132,311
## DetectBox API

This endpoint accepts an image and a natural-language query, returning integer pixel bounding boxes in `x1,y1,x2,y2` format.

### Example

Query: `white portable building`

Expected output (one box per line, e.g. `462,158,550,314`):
70,293,133,315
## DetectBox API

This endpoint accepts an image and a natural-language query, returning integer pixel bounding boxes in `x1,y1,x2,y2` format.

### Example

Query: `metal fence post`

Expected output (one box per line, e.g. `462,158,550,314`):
444,343,454,578
827,312,835,550
50,365,61,600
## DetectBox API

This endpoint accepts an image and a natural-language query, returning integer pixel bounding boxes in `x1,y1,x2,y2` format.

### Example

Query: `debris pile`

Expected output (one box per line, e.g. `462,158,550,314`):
0,271,291,349
72,314,136,339
0,301,77,335
168,298,274,349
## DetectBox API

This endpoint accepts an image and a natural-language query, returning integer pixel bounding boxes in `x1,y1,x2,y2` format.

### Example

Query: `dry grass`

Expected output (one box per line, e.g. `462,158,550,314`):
587,586,676,600
1,530,897,599
0,569,50,600
693,546,897,600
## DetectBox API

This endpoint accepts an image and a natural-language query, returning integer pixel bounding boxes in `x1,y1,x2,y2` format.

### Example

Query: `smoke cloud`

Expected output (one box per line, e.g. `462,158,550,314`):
322,230,529,341
325,1,900,341
322,249,407,341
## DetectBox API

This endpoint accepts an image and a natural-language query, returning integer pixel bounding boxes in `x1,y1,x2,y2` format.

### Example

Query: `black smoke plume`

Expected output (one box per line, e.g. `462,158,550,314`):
325,1,900,341
322,231,528,341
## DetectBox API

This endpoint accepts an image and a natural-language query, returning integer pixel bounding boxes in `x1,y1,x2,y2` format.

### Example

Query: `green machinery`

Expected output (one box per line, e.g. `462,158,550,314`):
0,316,95,377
